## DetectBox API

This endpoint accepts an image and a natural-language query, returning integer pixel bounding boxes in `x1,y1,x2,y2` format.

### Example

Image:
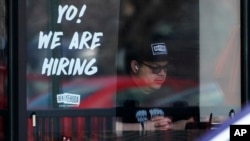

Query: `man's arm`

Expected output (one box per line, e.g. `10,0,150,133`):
115,116,172,131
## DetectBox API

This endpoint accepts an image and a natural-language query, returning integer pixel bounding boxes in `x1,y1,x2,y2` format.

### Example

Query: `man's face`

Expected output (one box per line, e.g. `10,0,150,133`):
137,61,168,92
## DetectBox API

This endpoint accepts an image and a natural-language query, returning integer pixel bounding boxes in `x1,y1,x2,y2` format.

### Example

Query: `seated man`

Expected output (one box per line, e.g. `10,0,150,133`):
116,40,194,131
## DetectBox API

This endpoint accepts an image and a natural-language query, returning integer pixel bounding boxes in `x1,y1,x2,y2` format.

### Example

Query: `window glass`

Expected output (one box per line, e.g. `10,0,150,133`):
0,0,7,109
116,0,200,130
0,0,7,140
26,0,120,109
25,0,242,133
199,0,241,123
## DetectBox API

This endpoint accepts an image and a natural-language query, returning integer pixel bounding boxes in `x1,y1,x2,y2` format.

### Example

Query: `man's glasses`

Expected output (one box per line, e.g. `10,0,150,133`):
139,61,167,74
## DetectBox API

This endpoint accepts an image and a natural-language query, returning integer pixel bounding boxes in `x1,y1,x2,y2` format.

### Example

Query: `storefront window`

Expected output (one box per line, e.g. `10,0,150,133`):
21,0,242,140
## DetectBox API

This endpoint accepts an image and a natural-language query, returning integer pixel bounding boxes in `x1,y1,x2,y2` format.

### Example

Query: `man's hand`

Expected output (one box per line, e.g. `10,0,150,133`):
145,116,172,130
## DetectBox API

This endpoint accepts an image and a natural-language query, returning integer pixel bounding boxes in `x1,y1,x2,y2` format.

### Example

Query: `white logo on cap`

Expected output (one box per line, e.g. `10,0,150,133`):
151,43,167,55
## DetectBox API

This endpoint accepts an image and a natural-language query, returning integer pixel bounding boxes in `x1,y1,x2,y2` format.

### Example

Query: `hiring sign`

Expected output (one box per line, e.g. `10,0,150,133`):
38,4,102,76
26,0,119,109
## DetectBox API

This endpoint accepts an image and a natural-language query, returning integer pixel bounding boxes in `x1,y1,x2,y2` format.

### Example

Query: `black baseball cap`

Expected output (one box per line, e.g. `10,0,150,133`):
124,37,169,74
138,41,168,62
127,40,168,62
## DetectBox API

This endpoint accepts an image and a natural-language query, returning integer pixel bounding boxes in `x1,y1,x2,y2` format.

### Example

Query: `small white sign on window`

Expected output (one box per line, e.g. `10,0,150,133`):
57,93,80,105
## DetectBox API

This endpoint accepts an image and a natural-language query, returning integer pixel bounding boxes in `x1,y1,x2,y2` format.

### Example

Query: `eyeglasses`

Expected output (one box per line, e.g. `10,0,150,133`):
139,61,167,74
